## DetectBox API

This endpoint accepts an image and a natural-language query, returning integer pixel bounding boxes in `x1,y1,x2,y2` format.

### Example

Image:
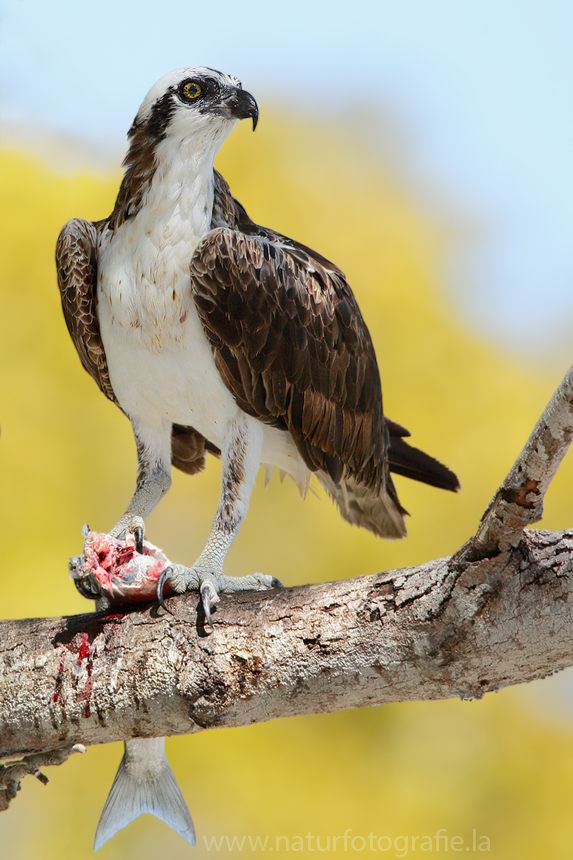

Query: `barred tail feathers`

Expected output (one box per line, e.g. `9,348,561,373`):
94,737,195,851
318,471,407,539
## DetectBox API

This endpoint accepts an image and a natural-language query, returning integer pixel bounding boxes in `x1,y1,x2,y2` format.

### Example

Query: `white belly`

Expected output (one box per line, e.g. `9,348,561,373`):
97,239,308,486
99,286,233,435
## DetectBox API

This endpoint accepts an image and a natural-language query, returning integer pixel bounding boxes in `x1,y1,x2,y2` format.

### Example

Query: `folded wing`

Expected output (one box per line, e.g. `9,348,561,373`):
190,225,387,493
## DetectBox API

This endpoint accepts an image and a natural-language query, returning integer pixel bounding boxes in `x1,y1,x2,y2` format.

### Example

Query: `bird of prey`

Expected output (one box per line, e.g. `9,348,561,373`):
56,67,459,849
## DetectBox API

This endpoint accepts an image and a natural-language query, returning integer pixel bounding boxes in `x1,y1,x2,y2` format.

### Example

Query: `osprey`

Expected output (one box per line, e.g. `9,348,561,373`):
56,68,459,849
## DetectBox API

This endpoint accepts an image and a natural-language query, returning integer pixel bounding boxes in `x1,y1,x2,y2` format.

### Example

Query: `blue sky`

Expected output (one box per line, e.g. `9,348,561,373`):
2,0,572,352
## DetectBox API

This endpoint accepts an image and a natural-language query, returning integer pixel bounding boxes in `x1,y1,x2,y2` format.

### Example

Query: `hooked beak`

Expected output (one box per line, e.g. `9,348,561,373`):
218,87,259,130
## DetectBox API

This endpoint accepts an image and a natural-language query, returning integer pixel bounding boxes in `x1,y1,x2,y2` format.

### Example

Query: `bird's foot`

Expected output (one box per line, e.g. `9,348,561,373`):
109,515,146,554
157,564,283,628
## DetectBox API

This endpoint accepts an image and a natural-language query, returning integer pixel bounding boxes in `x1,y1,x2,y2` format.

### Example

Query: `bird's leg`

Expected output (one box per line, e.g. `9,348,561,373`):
159,416,281,624
109,423,172,551
70,423,172,604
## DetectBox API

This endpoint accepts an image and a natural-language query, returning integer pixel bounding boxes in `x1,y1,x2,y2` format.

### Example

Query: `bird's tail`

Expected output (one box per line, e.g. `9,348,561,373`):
385,418,460,492
318,420,459,538
94,737,195,851
317,471,408,539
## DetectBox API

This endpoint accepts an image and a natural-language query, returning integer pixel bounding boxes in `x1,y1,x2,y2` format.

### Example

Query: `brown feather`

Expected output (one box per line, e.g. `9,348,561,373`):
56,219,119,405
192,195,387,493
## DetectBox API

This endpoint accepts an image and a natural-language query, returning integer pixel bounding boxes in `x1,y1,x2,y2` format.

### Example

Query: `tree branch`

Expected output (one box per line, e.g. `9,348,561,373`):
474,364,573,556
2,366,573,803
0,744,85,811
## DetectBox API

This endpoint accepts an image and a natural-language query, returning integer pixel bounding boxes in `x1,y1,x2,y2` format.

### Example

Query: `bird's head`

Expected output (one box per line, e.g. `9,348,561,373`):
128,67,258,151
111,68,257,227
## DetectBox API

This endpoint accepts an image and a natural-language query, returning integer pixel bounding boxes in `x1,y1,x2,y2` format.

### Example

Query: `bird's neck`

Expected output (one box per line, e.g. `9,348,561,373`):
110,126,228,233
149,133,218,222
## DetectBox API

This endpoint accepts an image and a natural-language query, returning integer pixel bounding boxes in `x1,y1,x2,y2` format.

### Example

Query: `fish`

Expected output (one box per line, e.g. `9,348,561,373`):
70,529,176,607
70,530,195,851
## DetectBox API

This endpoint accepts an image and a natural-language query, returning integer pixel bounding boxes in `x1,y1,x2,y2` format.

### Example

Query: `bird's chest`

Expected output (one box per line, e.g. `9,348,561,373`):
96,196,235,434
97,209,207,352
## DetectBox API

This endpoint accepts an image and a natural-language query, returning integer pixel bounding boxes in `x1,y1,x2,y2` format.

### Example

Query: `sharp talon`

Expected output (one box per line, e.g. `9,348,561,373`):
156,567,174,614
271,577,285,589
134,526,144,555
200,581,216,628
33,769,49,786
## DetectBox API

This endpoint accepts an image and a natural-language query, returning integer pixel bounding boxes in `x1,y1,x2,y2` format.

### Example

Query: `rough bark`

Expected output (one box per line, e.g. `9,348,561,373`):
475,364,573,555
2,366,573,803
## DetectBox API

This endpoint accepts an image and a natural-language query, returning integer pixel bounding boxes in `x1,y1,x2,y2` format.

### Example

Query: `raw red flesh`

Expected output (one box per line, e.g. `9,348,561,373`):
80,531,175,605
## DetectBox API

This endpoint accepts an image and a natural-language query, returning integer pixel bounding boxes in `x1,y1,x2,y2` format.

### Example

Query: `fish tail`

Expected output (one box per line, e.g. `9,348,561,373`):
94,737,195,850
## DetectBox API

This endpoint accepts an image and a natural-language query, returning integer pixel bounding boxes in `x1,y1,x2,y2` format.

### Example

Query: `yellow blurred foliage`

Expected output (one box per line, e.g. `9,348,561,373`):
1,115,573,859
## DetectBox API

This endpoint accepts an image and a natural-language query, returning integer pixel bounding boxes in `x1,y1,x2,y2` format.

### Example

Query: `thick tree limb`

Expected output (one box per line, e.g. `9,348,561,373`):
1,366,573,801
2,526,573,763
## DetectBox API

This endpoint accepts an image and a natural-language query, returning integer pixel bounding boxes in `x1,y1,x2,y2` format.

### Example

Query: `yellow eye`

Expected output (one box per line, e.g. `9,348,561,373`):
181,80,202,101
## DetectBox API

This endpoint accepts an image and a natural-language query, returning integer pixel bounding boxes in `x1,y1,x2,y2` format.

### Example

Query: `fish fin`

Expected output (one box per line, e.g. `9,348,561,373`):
94,737,195,850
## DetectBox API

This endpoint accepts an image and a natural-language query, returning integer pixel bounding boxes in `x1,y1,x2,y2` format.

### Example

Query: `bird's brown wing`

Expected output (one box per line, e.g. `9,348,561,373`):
56,218,118,404
55,218,216,475
190,225,386,490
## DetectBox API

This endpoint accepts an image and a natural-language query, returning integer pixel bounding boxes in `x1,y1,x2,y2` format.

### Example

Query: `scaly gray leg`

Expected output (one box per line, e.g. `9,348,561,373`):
70,422,172,601
109,421,172,551
158,416,281,625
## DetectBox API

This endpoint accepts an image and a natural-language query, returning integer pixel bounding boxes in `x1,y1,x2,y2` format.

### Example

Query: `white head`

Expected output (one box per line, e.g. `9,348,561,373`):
110,68,257,227
128,67,258,152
